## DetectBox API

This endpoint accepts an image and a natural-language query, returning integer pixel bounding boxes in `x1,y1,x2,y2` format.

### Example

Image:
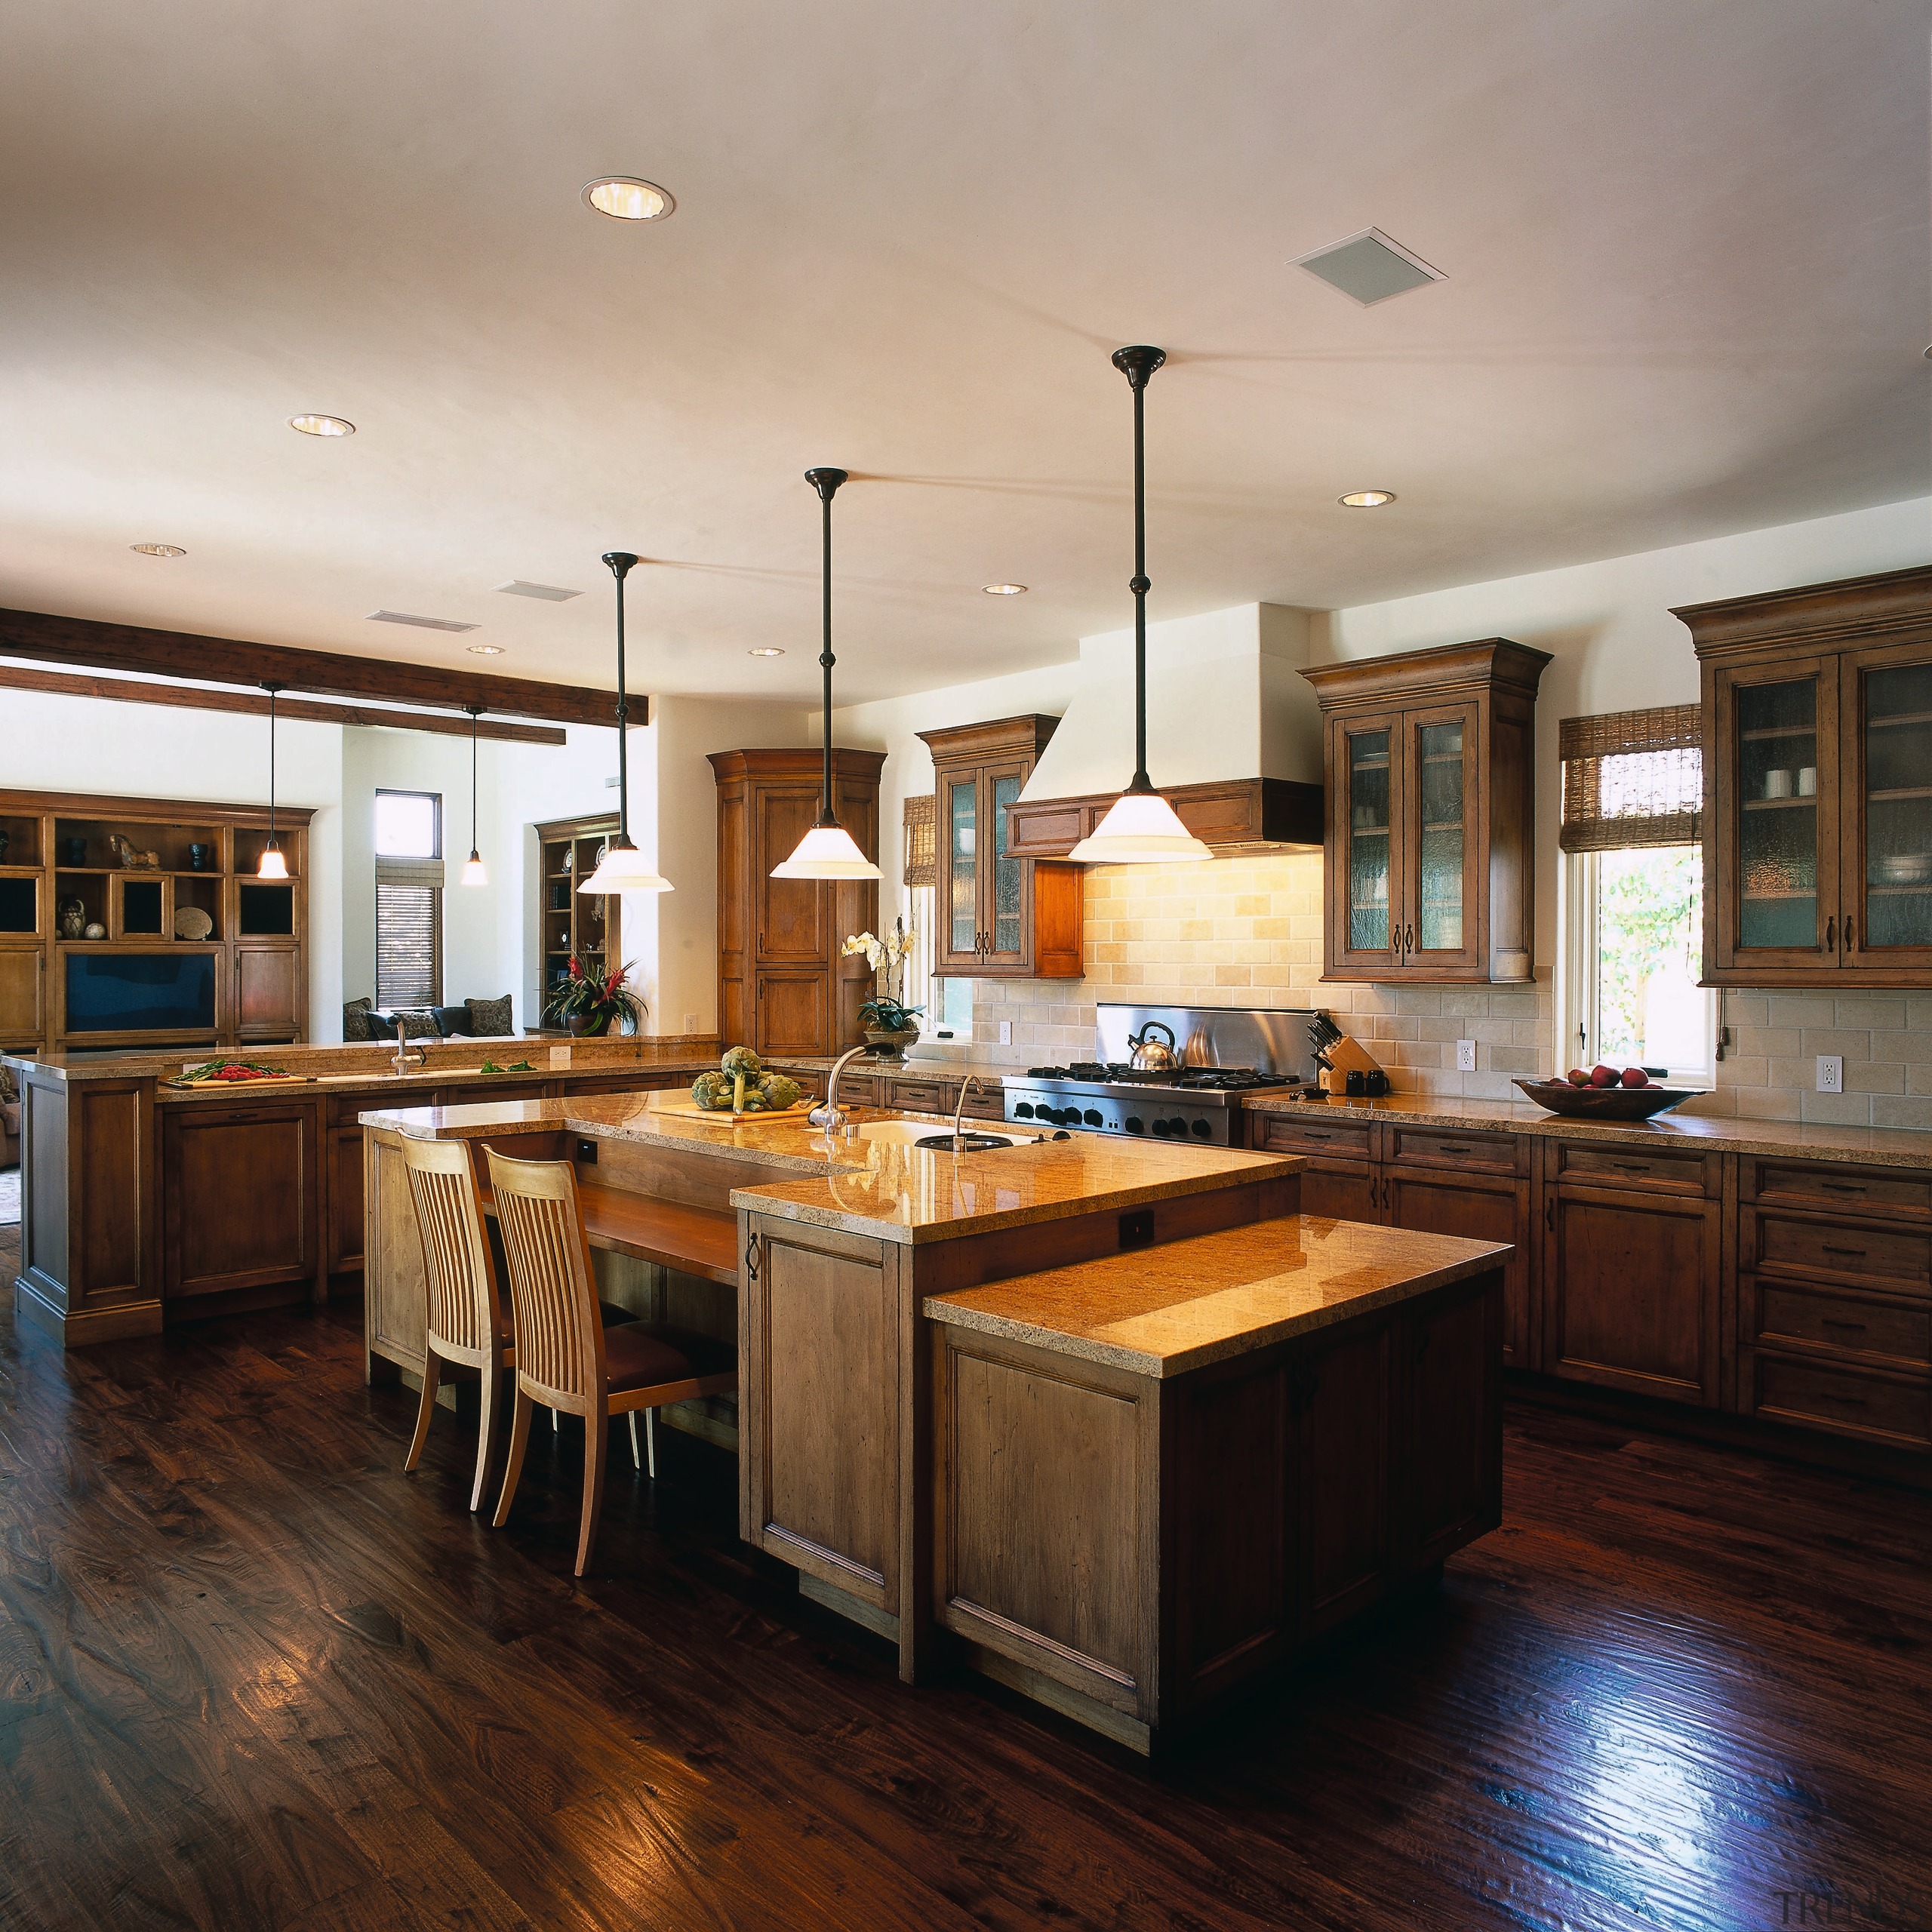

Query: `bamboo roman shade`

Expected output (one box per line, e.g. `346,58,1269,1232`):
903,793,936,887
1558,704,1703,852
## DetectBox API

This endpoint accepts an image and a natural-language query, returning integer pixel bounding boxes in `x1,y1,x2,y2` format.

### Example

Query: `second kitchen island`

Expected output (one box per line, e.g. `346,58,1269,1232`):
363,1090,1508,1751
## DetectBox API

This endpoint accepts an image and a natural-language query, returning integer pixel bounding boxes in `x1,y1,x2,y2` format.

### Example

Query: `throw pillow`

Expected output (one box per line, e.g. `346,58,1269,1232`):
342,996,375,1042
430,1004,469,1039
466,994,514,1038
394,1010,441,1041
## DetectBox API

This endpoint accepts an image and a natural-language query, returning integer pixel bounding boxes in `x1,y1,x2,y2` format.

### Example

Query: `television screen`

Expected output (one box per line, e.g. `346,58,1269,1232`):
66,952,217,1033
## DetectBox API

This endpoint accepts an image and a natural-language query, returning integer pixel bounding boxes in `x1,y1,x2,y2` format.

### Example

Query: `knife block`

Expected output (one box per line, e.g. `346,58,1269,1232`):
1318,1034,1389,1095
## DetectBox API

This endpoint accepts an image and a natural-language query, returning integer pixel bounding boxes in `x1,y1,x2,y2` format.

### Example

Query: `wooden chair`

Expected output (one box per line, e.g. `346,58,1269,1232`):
399,1134,513,1512
485,1146,737,1577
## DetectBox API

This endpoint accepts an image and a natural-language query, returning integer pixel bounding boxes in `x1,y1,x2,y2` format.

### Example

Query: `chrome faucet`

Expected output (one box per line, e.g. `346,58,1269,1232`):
810,1044,870,1133
950,1075,985,1149
392,1035,427,1075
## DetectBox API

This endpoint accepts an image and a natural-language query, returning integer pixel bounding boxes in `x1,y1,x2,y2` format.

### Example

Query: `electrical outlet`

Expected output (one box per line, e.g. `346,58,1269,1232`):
683,1013,699,1034
1817,1054,1844,1094
1456,1038,1478,1072
998,1020,1012,1045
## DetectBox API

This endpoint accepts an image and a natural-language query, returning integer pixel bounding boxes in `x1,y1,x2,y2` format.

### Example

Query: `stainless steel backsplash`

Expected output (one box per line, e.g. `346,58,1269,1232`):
1094,1003,1318,1078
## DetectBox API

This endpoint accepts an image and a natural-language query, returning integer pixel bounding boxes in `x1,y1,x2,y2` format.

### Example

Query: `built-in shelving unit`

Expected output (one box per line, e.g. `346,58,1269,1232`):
534,814,622,1027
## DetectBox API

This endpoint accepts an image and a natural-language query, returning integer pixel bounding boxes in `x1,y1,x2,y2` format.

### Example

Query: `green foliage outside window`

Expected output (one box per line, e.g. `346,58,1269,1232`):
1595,847,1702,1067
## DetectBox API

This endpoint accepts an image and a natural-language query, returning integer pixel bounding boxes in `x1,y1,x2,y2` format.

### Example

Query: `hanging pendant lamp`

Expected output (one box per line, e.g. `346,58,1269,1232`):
460,704,488,886
1066,346,1214,866
257,681,290,878
579,550,672,894
771,466,881,880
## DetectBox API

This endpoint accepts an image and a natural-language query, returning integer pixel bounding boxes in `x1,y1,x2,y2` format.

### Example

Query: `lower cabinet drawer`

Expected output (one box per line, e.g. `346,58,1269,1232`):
960,1088,1008,1121
1749,1280,1931,1367
1552,1141,1711,1195
885,1078,950,1113
1746,1351,1931,1450
1746,1158,1932,1220
1384,1124,1517,1174
1751,1214,1932,1289
1250,1112,1375,1159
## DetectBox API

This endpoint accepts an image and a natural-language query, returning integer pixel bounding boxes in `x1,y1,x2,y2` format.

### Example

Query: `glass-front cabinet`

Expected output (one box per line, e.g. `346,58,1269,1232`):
1684,569,1932,985
1309,642,1549,984
921,715,1083,980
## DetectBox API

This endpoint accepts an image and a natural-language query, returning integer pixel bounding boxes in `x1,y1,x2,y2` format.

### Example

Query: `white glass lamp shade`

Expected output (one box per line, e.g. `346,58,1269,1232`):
578,839,673,894
460,851,488,888
256,842,289,880
770,820,882,880
1067,788,1214,865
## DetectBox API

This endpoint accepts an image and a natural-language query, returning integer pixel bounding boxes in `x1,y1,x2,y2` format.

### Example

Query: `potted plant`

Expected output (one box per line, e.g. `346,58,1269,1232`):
544,956,648,1037
856,993,925,1059
843,918,923,1058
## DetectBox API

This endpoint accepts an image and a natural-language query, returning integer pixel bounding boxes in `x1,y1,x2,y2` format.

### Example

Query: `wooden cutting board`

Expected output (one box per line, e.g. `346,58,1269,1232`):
637,1095,807,1123
168,1072,315,1088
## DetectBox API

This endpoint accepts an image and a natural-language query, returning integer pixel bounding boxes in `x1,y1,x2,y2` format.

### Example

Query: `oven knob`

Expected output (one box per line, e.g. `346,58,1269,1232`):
1082,1108,1103,1127
1190,1118,1212,1139
1167,1117,1189,1137
1014,1102,1035,1118
1150,1118,1171,1137
1124,1116,1145,1134
1044,1106,1068,1125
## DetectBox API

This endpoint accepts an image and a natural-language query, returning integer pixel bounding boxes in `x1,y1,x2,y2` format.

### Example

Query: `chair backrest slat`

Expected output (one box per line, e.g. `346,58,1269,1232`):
401,1135,503,1357
485,1147,605,1409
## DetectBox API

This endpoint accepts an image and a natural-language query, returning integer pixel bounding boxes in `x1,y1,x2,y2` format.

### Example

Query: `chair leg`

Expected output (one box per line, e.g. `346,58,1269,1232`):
552,1407,560,1435
404,1349,442,1472
493,1388,534,1528
627,1410,641,1472
575,1404,608,1578
646,1407,657,1480
471,1356,504,1514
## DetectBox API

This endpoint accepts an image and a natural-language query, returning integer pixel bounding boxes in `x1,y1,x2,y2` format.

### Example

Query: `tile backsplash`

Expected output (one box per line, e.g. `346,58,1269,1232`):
931,852,1929,1131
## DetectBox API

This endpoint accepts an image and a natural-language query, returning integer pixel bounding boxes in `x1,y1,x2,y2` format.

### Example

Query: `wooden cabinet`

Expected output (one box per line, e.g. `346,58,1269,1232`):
235,946,301,1038
709,749,884,1056
162,1100,319,1302
0,945,45,1047
1301,641,1550,983
534,814,621,1026
1680,565,1932,985
918,716,1081,979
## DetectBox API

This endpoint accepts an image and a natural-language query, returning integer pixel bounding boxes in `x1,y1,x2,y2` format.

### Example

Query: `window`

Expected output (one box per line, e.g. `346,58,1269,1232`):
900,793,971,1037
375,791,443,1008
1558,707,1712,1083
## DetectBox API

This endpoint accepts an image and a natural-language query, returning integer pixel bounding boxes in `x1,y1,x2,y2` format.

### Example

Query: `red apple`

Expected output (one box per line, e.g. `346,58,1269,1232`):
1621,1067,1650,1088
1567,1068,1592,1087
1590,1065,1620,1088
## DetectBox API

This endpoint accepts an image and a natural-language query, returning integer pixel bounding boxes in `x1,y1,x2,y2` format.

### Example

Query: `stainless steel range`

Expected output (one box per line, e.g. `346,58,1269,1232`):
1001,1003,1316,1147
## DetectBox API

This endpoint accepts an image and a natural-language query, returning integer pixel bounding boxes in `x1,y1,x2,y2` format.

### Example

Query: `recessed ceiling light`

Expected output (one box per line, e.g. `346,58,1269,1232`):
289,413,355,437
1339,490,1397,509
130,543,186,558
466,643,505,656
747,647,786,657
983,583,1028,596
494,579,582,601
582,177,675,222
1295,228,1445,306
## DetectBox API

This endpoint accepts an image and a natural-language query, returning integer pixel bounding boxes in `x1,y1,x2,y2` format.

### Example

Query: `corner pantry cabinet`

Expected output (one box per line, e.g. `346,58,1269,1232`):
916,715,1081,979
1301,641,1551,984
1678,566,1932,987
709,748,884,1056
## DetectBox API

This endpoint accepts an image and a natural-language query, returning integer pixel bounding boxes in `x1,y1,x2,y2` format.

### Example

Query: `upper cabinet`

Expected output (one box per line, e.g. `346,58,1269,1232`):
1680,566,1932,986
918,715,1081,979
709,749,884,1054
1303,641,1551,984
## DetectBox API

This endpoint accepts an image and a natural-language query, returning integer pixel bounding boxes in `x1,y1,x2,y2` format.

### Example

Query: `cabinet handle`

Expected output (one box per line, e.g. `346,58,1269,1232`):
1612,1161,1653,1174
1821,1319,1866,1335
1828,1393,1871,1410
1545,1194,1555,1232
1821,1244,1867,1260
1404,923,1415,956
1844,916,1855,953
1820,1181,1866,1195
1823,915,1835,955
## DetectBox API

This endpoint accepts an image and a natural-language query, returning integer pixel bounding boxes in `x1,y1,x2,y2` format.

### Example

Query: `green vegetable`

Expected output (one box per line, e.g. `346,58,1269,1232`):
720,1044,762,1078
758,1073,801,1112
691,1072,734,1110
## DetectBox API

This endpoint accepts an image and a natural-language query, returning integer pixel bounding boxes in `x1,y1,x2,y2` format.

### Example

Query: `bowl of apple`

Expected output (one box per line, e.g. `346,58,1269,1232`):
1513,1065,1697,1120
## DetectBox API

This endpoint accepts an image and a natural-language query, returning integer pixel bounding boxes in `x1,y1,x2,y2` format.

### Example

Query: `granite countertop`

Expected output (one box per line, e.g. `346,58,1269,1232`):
1245,1089,1932,1170
359,1088,1301,1244
924,1216,1509,1377
768,1054,1017,1082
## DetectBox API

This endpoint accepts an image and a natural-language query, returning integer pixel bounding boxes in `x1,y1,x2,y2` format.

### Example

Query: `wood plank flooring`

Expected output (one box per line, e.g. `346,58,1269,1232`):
2,1221,1929,1932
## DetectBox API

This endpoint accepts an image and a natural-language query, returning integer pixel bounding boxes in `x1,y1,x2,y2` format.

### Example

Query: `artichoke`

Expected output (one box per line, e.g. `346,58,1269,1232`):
720,1044,762,1078
759,1073,802,1113
691,1071,734,1111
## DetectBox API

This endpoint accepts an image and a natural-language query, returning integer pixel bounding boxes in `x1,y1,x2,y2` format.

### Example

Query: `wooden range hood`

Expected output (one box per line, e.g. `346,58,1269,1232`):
1004,775,1323,860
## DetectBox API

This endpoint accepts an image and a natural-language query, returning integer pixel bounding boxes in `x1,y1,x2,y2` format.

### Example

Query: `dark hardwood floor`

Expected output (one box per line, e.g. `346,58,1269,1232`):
2,1221,1929,1932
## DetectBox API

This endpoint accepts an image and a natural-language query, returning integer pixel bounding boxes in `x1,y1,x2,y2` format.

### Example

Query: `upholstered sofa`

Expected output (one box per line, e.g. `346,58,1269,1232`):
343,995,515,1043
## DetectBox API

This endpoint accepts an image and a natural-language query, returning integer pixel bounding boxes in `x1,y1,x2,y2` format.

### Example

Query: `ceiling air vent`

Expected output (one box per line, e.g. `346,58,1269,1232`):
494,580,583,601
1294,228,1445,306
366,609,480,634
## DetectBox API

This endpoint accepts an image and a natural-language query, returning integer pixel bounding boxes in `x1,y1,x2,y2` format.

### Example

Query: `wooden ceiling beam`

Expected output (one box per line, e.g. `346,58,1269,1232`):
0,662,569,746
0,606,631,728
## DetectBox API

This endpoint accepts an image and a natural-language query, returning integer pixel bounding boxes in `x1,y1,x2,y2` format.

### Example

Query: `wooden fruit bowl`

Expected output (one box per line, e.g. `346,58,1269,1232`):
1512,1078,1697,1121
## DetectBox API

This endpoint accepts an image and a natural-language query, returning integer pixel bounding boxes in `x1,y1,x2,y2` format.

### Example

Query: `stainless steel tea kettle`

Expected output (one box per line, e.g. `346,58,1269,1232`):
1128,1020,1180,1072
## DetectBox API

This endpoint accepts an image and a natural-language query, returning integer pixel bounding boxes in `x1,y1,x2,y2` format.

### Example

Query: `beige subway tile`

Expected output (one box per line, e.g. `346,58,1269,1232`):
1838,997,1909,1032
1719,994,1770,1027
1870,1096,1932,1131
1715,1056,1769,1088
1845,1060,1905,1095
1731,1026,1801,1057
1487,1046,1541,1075
1484,991,1540,1018
1767,995,1839,1029
1798,1090,1875,1126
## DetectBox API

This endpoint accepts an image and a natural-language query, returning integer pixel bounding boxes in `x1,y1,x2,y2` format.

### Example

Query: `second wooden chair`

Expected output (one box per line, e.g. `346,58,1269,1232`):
485,1146,737,1577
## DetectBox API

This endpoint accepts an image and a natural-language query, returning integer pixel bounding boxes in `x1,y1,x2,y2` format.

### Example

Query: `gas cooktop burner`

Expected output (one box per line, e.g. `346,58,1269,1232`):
1021,1063,1290,1092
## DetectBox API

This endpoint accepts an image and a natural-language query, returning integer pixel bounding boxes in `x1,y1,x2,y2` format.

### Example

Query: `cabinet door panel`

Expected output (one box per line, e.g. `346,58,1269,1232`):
1840,641,1932,974
1403,1280,1503,1565
236,948,300,1035
1296,1324,1390,1636
1297,1161,1381,1225
0,946,44,1044
328,1124,365,1273
1326,712,1406,977
165,1105,314,1297
980,762,1032,967
1386,1168,1530,1371
1403,702,1484,975
755,786,826,963
937,772,981,969
756,971,829,1058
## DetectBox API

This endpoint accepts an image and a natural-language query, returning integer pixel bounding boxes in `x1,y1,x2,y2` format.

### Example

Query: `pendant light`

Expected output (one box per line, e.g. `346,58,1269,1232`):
459,704,488,886
578,550,672,894
1066,346,1214,866
257,681,290,878
771,467,881,880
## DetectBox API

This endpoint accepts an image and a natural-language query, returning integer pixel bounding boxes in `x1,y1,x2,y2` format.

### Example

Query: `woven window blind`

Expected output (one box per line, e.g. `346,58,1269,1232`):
1558,704,1703,852
903,793,937,887
376,856,444,1008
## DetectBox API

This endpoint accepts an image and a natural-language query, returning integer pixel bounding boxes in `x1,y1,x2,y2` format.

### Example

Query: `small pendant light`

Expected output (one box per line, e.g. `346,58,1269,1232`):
579,549,672,894
1067,346,1214,866
771,467,881,880
459,704,488,886
257,681,290,878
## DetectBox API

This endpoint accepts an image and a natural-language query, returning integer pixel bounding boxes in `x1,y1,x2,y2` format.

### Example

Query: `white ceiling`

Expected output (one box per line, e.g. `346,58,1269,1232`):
2,0,1927,706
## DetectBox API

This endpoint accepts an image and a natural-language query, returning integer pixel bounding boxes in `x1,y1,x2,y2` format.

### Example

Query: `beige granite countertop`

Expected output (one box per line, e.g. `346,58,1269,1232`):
358,1088,1301,1245
925,1216,1509,1377
1244,1089,1932,1169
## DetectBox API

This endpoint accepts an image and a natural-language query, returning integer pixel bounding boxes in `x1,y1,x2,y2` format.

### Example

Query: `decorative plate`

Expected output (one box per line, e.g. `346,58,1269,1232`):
174,906,214,940
1512,1078,1698,1121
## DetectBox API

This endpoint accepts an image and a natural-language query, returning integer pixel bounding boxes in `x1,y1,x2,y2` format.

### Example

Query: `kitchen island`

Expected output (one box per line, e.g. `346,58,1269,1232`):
367,1088,1509,1750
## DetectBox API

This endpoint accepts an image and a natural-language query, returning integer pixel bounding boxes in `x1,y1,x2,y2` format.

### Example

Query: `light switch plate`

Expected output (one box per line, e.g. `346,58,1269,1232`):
998,1020,1012,1045
683,1013,699,1033
1817,1054,1844,1094
1456,1038,1478,1072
